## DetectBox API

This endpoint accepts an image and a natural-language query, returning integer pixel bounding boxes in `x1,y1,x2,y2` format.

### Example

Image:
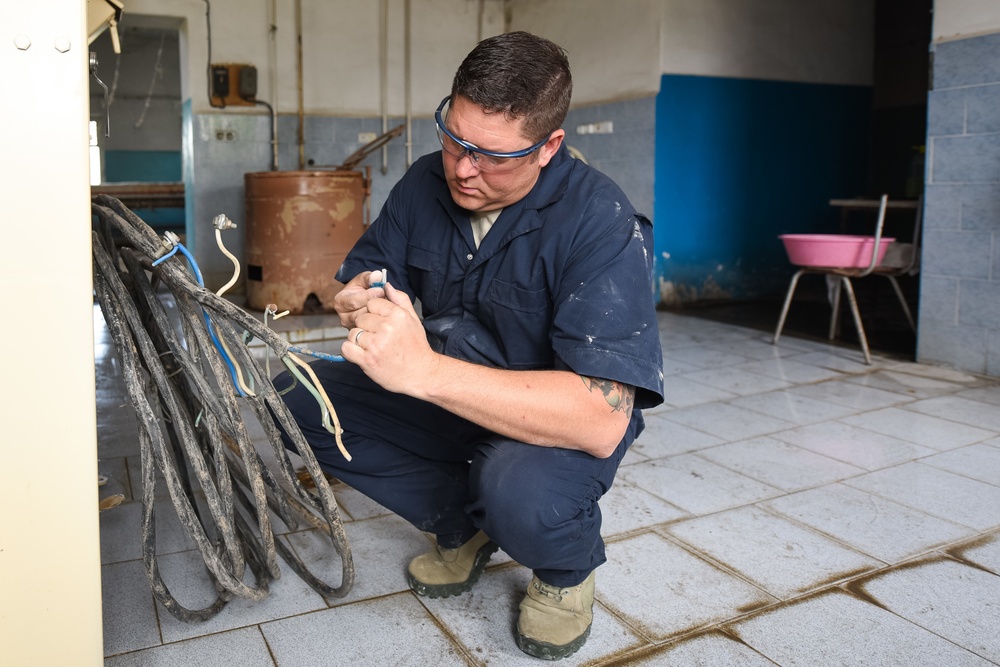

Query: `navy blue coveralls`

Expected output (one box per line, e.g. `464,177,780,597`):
276,145,664,587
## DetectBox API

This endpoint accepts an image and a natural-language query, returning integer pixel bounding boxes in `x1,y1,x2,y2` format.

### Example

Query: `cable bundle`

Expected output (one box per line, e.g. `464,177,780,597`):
92,195,353,622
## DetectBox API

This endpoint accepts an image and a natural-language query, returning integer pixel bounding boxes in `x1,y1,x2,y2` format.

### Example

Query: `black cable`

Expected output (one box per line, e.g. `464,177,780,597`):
203,0,224,108
92,197,355,623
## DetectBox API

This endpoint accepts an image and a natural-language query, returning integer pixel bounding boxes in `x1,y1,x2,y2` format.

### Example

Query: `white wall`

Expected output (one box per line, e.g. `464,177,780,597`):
933,0,1000,40
125,0,506,116
659,0,874,85
508,0,663,103
0,0,102,664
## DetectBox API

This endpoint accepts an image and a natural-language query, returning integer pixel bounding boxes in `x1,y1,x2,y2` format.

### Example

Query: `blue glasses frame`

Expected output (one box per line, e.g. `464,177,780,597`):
435,95,550,162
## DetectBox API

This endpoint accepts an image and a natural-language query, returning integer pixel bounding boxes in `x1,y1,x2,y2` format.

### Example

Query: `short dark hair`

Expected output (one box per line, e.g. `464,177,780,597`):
451,31,572,143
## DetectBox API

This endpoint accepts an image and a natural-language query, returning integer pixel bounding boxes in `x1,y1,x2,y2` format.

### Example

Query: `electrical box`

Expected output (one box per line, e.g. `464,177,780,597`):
210,64,257,107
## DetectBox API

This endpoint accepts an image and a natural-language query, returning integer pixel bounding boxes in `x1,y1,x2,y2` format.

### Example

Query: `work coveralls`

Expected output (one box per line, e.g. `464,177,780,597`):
277,146,664,587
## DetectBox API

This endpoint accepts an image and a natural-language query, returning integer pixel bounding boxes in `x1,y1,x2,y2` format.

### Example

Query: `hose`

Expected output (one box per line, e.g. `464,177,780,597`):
92,196,354,623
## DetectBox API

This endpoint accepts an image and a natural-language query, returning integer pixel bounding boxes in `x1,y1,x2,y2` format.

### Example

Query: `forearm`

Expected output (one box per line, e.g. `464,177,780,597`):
416,354,634,458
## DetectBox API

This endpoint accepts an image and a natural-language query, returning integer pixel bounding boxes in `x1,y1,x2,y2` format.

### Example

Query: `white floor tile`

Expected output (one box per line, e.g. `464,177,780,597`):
782,350,891,373
663,345,751,369
952,533,1000,575
772,421,936,471
904,395,1000,432
601,481,689,536
763,484,971,563
627,631,779,665
957,385,1000,406
261,593,467,666
729,591,994,666
102,560,161,657
667,507,879,599
696,437,864,492
734,357,844,384
629,414,725,459
681,367,792,396
855,559,1000,662
792,379,911,410
661,376,737,408
663,404,794,442
844,369,972,399
920,443,1000,486
602,533,775,640
841,406,996,451
618,454,782,516
844,462,1000,530
728,390,858,425
105,628,275,667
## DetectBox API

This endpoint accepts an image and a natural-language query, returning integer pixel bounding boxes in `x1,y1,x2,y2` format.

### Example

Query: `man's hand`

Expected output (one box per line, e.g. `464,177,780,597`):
341,282,440,396
333,270,386,329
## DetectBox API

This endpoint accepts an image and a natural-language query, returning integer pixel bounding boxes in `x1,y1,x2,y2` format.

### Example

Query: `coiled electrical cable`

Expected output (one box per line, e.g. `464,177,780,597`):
92,195,354,622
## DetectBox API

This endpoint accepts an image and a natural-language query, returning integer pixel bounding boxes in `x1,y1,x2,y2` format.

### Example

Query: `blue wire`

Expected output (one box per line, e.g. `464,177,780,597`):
152,246,180,267
289,346,346,363
172,242,246,396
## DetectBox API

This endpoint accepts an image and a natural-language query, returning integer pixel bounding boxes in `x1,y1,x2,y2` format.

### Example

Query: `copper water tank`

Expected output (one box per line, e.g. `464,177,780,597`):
244,170,367,314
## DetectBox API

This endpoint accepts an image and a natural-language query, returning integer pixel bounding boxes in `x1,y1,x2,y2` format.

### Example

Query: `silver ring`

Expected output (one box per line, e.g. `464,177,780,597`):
354,329,365,345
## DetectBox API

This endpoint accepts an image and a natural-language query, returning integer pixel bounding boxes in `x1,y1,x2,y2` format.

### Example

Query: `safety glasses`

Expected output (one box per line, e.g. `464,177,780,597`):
435,96,550,173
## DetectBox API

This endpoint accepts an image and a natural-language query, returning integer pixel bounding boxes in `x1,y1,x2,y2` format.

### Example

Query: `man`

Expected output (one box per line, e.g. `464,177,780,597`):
276,31,663,660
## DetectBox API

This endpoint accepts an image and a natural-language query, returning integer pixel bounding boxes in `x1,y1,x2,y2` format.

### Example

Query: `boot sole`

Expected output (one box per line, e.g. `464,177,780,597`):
516,624,591,661
406,541,499,599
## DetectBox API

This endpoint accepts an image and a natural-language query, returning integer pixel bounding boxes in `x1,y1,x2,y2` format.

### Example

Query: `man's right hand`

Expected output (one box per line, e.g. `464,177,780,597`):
333,270,386,329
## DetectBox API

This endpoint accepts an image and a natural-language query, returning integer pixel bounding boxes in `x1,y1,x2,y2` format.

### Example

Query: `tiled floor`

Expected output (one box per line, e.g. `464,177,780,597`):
98,308,1000,666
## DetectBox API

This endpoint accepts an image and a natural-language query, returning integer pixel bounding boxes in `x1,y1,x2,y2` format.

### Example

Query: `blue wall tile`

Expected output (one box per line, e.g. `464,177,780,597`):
988,330,1000,376
918,275,959,324
916,318,989,373
932,134,1000,183
961,183,1000,231
922,230,993,279
927,89,966,137
967,84,1000,134
958,278,1000,328
933,32,1000,89
923,183,962,230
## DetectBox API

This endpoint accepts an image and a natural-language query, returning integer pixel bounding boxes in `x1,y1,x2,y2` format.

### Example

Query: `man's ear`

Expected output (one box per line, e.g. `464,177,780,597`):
536,129,565,168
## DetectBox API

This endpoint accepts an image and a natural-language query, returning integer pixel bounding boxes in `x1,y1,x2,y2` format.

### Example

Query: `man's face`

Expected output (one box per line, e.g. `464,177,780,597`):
441,95,565,212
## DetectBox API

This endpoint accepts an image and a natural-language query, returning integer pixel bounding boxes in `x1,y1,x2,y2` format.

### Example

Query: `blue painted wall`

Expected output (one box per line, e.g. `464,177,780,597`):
105,149,184,228
654,74,872,305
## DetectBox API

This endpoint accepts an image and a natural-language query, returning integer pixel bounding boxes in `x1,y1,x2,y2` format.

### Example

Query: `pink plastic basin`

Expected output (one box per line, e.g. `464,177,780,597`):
779,234,895,269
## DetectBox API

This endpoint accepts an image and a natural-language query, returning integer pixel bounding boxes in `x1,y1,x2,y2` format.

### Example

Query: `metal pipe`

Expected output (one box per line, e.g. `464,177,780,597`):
380,0,389,175
269,0,279,169
405,0,412,167
296,0,305,170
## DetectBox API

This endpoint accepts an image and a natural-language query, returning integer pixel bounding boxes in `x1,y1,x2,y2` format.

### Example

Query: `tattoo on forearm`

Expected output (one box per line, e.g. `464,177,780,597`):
582,376,635,414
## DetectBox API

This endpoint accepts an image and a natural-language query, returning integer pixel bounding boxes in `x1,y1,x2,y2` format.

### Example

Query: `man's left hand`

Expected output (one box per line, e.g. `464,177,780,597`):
342,282,440,395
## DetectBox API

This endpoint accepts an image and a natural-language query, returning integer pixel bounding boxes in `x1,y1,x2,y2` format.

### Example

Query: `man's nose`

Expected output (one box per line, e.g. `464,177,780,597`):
454,151,481,178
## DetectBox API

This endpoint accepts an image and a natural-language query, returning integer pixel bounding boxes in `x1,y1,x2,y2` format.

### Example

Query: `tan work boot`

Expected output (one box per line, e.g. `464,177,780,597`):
516,571,595,660
406,530,498,598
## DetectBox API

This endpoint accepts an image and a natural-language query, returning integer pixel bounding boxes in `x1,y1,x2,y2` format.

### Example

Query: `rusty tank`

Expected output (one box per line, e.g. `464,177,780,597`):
244,170,369,314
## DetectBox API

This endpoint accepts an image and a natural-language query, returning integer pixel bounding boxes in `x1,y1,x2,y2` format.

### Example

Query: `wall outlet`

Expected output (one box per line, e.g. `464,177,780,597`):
358,132,377,143
576,121,614,135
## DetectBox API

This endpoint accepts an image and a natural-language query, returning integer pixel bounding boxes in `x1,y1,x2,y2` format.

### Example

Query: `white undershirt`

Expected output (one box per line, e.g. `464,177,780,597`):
470,208,503,249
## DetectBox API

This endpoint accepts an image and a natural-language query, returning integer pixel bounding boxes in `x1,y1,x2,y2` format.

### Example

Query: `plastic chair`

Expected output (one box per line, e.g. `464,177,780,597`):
772,194,921,364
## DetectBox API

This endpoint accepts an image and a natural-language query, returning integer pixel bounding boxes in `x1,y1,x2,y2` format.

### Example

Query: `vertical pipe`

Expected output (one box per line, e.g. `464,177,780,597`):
296,0,305,170
269,0,279,170
380,0,389,175
405,0,412,167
